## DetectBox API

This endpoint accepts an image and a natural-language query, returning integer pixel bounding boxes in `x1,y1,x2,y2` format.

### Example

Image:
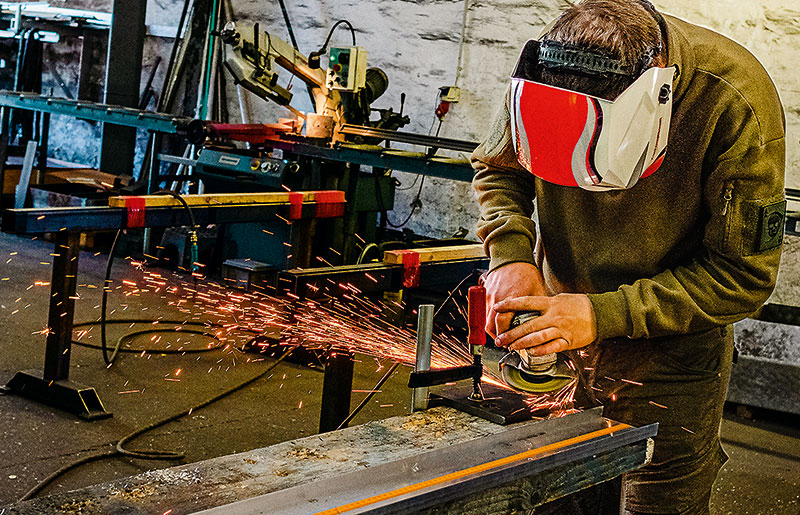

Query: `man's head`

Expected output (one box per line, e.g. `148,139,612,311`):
507,0,674,190
540,0,667,100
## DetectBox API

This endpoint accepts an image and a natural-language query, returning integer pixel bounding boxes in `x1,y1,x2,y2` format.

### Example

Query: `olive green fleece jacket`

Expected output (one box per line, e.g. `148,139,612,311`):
472,14,786,342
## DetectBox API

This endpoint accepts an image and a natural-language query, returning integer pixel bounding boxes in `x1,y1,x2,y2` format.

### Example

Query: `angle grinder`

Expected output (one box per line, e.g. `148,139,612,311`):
498,311,575,393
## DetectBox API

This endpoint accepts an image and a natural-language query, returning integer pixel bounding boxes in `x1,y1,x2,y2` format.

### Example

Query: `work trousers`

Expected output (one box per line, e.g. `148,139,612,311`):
569,325,734,514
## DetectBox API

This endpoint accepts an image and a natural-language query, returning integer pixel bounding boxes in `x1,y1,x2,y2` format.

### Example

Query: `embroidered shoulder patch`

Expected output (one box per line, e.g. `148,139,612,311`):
757,200,786,252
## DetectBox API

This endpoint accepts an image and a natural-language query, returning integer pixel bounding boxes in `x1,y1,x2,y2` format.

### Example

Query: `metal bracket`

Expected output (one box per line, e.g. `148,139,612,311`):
5,370,111,421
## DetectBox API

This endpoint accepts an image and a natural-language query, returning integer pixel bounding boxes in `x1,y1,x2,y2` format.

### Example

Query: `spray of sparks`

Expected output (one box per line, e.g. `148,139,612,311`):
111,263,577,417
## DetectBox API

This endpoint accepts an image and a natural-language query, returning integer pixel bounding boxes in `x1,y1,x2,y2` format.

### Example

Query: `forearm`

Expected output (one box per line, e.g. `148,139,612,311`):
473,161,538,270
588,246,781,340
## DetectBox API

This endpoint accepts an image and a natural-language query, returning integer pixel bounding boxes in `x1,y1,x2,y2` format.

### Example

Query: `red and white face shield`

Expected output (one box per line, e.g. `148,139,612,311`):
510,41,675,191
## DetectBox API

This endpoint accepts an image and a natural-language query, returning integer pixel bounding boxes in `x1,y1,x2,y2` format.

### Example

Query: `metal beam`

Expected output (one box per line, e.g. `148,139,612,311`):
194,408,657,515
100,0,147,175
0,92,194,134
269,139,475,183
278,258,488,299
2,197,346,234
339,124,479,153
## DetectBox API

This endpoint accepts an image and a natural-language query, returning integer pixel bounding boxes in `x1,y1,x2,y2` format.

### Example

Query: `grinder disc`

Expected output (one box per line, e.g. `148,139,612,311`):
498,351,575,393
500,365,573,393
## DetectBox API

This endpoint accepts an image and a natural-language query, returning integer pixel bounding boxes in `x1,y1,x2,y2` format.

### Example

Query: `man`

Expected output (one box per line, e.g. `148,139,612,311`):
472,0,785,513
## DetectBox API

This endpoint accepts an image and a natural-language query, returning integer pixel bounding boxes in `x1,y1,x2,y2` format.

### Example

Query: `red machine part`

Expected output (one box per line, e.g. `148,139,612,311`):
199,121,299,144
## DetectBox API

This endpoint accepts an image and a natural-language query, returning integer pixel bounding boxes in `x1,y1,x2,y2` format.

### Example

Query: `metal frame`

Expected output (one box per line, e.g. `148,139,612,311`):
196,407,658,515
0,92,194,134
1,197,346,419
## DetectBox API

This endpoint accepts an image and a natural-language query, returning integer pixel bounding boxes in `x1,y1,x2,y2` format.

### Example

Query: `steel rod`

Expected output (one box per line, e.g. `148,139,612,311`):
412,304,434,411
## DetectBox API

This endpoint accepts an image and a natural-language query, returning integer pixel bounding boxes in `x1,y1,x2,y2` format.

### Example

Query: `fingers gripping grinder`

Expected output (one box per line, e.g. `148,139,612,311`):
498,311,574,393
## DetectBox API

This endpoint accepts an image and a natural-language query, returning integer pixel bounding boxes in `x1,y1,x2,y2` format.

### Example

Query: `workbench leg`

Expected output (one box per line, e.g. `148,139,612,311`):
43,231,81,380
289,219,314,269
0,106,9,211
319,349,354,433
3,231,112,420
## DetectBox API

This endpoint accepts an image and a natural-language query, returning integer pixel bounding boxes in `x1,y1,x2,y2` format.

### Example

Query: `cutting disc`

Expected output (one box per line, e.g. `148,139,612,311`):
499,352,575,393
500,366,572,393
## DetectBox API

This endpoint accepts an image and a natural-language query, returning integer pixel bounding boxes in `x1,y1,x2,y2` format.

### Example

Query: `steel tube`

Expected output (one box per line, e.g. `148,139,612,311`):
412,304,434,411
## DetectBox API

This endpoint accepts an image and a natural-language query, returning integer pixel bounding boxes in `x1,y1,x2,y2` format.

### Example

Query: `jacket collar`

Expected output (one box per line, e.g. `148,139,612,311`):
663,14,695,105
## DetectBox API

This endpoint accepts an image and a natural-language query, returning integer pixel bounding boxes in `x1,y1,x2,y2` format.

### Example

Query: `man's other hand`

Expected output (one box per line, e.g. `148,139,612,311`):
493,294,597,354
484,262,546,338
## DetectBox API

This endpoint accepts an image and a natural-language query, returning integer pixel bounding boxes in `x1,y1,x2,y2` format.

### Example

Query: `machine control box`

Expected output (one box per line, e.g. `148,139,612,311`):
326,46,367,92
196,149,295,188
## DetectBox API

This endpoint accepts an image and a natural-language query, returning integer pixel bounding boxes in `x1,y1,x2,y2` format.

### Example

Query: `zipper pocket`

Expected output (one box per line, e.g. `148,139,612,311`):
721,182,734,216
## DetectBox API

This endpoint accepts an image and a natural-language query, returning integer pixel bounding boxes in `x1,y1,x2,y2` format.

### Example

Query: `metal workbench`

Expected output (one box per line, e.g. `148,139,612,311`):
3,407,657,515
0,194,346,420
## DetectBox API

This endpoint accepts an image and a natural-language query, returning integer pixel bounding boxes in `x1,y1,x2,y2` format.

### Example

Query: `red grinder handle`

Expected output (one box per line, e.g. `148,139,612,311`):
467,285,486,346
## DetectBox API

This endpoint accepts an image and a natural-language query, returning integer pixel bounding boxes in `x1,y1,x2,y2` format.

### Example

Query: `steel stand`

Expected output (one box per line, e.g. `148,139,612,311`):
3,231,111,420
318,348,354,432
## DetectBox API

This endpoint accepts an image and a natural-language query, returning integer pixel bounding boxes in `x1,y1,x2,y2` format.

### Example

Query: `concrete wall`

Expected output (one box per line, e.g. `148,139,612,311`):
35,0,799,240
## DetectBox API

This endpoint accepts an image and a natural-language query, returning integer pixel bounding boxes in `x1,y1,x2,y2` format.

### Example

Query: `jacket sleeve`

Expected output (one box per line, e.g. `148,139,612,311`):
588,136,786,341
471,86,539,271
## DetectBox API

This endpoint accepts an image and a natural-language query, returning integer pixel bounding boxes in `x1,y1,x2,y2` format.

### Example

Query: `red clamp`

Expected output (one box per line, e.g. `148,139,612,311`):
125,197,146,228
288,192,304,220
313,191,346,218
467,285,487,346
397,250,420,288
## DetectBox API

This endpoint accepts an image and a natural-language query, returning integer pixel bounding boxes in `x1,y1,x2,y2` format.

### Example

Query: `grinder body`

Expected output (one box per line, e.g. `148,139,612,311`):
498,311,574,393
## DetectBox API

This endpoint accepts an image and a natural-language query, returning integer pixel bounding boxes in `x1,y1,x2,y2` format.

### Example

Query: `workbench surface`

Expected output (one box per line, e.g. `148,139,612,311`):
4,407,653,515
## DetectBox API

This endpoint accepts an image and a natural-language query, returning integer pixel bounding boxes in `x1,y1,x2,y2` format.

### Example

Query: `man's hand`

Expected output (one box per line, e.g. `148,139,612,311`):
493,294,597,354
483,262,546,338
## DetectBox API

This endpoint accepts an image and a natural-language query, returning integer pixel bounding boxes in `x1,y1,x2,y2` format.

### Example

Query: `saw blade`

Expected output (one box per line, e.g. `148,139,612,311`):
500,365,573,393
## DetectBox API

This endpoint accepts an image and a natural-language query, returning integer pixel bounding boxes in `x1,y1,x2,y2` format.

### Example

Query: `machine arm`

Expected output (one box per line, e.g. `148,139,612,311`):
219,21,341,122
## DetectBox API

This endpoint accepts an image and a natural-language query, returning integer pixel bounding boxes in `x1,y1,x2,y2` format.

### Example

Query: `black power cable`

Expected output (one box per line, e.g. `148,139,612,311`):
276,0,316,109
307,20,358,69
18,344,297,501
95,190,199,366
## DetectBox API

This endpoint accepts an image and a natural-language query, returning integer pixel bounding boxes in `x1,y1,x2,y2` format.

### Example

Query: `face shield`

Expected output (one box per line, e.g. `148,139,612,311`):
510,39,675,191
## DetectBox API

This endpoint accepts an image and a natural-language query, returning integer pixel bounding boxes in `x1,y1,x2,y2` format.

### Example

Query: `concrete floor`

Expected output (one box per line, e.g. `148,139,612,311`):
0,231,798,513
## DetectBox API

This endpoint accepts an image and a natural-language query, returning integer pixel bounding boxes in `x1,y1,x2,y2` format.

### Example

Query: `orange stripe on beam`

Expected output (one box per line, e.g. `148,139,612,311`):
314,423,630,514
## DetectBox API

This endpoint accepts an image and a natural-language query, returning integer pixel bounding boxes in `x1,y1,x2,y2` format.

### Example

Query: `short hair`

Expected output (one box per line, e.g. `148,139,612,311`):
540,0,666,99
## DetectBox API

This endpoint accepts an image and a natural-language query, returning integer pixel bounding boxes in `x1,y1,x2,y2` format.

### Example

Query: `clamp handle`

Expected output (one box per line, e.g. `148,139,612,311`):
467,284,486,346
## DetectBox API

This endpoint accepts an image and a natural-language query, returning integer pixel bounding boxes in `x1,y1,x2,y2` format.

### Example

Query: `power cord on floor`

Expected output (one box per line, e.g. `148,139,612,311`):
72,319,224,355
94,190,200,366
18,344,297,501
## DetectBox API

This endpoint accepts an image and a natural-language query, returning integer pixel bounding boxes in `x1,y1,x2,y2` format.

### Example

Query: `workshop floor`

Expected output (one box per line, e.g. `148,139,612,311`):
0,232,798,513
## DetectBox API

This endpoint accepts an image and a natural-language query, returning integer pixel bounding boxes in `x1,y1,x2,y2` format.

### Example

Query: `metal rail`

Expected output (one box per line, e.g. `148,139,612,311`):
279,257,488,298
339,124,479,153
0,91,194,134
269,138,475,182
2,198,345,234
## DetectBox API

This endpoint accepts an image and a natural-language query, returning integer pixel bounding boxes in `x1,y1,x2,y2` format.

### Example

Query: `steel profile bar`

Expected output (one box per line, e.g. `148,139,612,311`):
194,407,658,515
278,258,489,298
2,199,346,234
268,139,475,182
339,124,479,153
0,91,194,134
